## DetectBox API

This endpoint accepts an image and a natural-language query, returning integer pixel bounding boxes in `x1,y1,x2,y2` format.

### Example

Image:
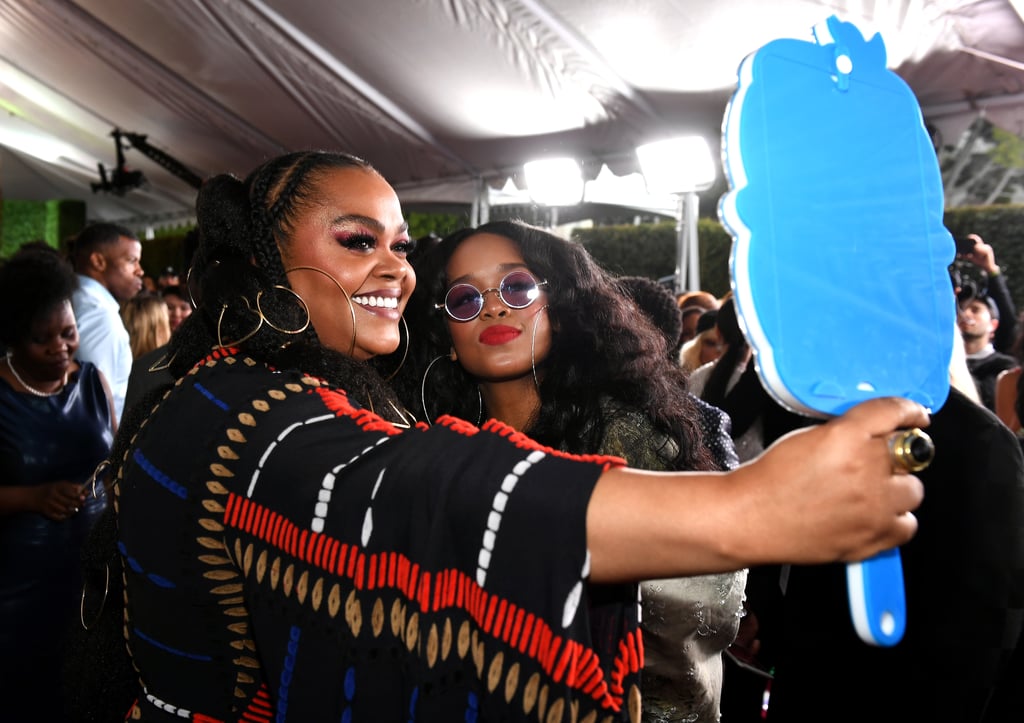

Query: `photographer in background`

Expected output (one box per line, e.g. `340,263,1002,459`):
954,233,1017,354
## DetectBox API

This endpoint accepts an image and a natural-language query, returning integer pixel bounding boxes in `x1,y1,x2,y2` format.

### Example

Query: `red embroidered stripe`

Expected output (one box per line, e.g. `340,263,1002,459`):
224,491,630,711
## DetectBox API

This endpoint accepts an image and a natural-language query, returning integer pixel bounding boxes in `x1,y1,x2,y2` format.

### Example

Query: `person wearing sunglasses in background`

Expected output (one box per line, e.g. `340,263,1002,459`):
395,219,748,722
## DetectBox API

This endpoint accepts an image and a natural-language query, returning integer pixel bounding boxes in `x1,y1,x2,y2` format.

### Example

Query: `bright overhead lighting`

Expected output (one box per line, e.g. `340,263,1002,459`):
523,157,584,206
636,136,716,195
0,124,81,164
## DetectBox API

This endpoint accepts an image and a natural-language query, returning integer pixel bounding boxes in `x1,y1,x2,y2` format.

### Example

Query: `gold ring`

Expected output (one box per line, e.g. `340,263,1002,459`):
888,428,934,472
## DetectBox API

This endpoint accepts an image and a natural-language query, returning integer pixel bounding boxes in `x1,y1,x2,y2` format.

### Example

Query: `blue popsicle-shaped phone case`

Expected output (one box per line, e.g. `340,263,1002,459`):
718,15,955,646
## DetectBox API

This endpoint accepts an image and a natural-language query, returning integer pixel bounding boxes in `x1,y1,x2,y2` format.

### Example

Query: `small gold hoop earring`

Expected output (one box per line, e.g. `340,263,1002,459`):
184,264,198,310
216,297,263,350
420,354,482,425
79,561,110,631
381,315,409,382
530,304,549,391
255,285,312,336
88,459,112,499
284,266,357,356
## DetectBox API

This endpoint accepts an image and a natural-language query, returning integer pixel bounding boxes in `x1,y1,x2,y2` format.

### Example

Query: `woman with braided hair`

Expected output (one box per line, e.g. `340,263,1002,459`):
100,150,925,722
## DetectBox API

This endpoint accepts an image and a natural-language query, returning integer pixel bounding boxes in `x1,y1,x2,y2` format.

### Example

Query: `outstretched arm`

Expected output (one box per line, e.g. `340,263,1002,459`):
587,396,927,582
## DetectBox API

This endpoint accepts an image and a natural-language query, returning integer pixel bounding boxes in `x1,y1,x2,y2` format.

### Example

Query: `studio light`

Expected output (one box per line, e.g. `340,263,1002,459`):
523,157,585,207
635,136,716,195
635,136,716,294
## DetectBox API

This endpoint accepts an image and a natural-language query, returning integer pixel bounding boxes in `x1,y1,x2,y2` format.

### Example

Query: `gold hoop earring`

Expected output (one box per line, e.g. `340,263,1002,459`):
284,266,357,356
256,285,312,336
420,354,482,425
88,459,112,499
381,316,409,382
184,264,198,309
215,296,263,350
79,561,109,631
530,304,549,391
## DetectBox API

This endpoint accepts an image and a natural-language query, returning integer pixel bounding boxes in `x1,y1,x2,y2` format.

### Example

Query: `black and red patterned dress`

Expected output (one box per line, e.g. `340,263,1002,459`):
116,350,642,722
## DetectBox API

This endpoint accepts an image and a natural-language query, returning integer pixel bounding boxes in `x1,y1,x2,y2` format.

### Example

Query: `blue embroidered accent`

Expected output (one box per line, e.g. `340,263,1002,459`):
344,667,356,701
409,686,419,722
132,449,187,499
117,541,177,588
339,665,357,723
464,691,478,723
278,626,301,721
193,381,230,411
132,627,212,660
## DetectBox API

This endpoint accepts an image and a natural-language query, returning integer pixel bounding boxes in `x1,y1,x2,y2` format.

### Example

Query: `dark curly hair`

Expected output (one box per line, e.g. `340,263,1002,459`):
153,150,406,422
392,219,715,472
69,222,137,273
0,242,79,348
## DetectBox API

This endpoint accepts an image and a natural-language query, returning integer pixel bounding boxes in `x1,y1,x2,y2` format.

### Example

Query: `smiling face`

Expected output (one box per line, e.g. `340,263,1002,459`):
443,232,552,383
278,167,415,361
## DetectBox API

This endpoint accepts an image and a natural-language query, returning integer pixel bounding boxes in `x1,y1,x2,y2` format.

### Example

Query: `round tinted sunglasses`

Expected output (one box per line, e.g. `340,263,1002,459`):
436,270,548,322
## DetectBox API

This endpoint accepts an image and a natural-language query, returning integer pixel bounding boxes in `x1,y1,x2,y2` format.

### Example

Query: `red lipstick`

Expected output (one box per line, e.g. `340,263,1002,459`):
479,325,521,345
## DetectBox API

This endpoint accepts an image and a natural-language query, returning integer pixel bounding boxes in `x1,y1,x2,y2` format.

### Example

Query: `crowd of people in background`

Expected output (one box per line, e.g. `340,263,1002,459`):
0,186,1021,721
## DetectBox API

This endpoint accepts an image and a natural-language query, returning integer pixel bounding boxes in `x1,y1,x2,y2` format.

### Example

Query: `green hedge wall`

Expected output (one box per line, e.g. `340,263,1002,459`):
574,218,734,298
576,204,1024,309
0,199,86,257
4,199,1022,312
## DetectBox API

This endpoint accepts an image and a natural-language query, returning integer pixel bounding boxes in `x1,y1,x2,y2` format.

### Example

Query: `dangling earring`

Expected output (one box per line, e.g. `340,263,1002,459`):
214,286,310,350
380,316,409,382
256,285,311,337
284,266,358,357
216,296,262,349
420,354,482,425
530,304,549,391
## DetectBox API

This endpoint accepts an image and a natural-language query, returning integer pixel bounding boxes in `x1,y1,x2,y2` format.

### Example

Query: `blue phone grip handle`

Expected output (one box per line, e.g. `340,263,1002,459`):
846,547,906,646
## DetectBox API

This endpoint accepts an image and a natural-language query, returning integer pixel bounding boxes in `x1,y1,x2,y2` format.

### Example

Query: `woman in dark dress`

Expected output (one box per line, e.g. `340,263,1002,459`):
0,244,115,722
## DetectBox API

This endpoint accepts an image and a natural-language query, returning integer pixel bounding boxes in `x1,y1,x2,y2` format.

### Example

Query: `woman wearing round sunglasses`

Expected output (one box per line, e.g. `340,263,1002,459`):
86,150,926,722
398,219,756,721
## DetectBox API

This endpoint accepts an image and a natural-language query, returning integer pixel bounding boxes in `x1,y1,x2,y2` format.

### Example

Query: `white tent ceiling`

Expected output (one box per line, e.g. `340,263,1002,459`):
1,0,1022,228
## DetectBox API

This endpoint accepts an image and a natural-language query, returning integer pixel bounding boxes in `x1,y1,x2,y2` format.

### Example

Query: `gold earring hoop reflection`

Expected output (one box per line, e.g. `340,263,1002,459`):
214,285,309,349
284,266,358,357
380,315,409,382
530,304,549,391
256,285,311,336
216,296,262,349
420,353,482,425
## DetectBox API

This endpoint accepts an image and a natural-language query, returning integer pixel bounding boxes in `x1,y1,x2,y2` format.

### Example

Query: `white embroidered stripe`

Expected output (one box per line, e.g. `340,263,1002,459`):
476,450,546,588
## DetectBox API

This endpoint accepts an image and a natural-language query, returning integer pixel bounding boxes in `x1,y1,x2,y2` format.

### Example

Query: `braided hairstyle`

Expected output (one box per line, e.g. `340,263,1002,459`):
162,150,405,420
393,219,715,472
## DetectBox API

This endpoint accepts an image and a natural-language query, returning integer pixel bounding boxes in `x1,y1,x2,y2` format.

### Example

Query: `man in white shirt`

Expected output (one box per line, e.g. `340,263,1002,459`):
70,223,144,421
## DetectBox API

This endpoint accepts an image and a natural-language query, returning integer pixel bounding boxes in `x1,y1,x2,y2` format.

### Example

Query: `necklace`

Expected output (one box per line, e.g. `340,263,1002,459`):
4,354,68,397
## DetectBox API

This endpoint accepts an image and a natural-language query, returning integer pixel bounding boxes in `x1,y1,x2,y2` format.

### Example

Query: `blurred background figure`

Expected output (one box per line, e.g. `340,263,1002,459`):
0,244,115,722
680,308,725,373
159,284,192,335
120,294,171,360
69,222,144,422
959,292,1017,412
677,289,721,348
953,233,1017,354
156,265,180,290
